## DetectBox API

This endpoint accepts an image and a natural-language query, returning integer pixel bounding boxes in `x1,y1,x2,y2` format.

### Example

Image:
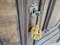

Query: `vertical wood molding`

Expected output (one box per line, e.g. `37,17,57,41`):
26,0,31,45
17,0,34,45
18,0,25,45
17,0,30,45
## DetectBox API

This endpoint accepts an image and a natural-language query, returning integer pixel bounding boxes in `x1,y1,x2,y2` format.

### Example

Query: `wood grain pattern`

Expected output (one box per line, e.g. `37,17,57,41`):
0,0,20,45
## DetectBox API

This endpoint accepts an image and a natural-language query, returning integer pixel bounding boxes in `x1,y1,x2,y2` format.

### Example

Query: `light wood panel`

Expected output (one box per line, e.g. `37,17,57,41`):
48,0,60,27
0,0,20,45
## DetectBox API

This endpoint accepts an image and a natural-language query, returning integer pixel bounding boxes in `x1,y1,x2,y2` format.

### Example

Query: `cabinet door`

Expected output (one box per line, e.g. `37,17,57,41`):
48,0,60,27
0,0,20,45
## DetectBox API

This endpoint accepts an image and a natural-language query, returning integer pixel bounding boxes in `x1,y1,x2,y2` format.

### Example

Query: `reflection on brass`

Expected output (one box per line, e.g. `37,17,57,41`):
0,0,20,45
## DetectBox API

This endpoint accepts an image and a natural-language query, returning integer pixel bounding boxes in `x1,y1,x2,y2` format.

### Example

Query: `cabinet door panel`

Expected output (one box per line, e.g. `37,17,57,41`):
0,0,20,45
